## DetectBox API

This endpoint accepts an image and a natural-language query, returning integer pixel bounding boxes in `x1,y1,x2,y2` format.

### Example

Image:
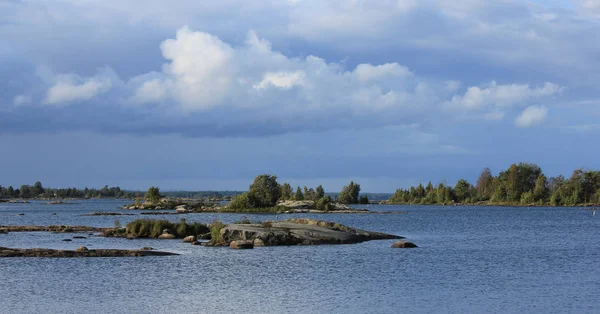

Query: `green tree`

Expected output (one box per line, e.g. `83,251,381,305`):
315,195,332,211
294,186,304,201
145,186,161,204
359,195,369,204
533,174,549,202
19,185,31,198
338,181,360,204
247,174,281,208
315,185,325,200
476,168,494,200
280,183,293,200
454,179,473,203
31,181,44,197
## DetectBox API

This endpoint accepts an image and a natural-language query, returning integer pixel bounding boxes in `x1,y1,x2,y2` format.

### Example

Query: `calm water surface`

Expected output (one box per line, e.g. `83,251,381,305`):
1,200,598,313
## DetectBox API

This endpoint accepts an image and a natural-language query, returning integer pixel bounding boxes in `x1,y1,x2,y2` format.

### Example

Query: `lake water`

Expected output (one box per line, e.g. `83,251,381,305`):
1,200,598,313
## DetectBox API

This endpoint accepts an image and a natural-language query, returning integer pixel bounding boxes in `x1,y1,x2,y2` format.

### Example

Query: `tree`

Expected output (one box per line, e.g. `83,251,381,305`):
31,181,44,197
145,186,161,204
454,179,473,203
7,186,14,198
476,168,494,200
338,181,360,204
533,174,549,202
19,185,31,199
280,183,293,200
315,195,332,211
247,174,281,208
315,185,325,200
359,195,369,204
294,187,304,201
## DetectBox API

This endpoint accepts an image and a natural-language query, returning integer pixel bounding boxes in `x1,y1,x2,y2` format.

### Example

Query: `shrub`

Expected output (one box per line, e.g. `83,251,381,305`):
315,196,332,211
125,219,208,238
228,193,251,210
210,220,226,243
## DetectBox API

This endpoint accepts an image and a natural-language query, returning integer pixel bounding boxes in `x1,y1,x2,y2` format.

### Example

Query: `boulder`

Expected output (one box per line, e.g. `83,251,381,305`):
253,238,265,247
0,229,7,234
229,240,254,249
140,247,153,250
391,241,417,248
183,235,196,243
158,233,176,239
191,241,202,246
75,246,89,252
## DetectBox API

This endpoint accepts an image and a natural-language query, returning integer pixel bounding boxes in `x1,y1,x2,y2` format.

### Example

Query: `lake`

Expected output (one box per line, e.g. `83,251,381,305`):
1,200,598,313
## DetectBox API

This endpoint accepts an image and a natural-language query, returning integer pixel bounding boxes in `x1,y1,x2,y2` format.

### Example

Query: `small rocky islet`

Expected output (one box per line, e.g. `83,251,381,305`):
1,218,414,256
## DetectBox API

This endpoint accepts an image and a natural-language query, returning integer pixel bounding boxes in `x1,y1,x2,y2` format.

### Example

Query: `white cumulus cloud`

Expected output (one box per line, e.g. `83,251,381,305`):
515,105,548,128
43,68,117,106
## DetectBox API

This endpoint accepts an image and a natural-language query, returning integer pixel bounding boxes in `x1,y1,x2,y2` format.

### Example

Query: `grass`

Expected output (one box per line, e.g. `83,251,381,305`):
210,220,226,244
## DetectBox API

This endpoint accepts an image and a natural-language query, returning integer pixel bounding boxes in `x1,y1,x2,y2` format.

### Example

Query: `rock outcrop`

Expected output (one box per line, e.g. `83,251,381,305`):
157,233,176,239
391,241,418,248
0,247,178,258
1,225,109,233
183,235,196,243
207,219,402,247
229,240,254,249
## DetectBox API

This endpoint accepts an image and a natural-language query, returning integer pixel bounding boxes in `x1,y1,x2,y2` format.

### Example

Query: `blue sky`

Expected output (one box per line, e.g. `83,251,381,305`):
1,0,600,192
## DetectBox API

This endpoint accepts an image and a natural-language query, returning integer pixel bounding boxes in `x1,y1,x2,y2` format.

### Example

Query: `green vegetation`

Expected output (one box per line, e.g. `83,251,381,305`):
210,220,226,243
0,181,134,199
227,174,356,211
388,163,600,206
125,219,209,238
145,186,162,204
338,181,361,204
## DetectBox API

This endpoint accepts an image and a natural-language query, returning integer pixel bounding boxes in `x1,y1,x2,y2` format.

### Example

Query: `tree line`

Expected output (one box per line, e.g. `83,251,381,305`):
228,175,369,211
0,181,134,199
387,163,600,206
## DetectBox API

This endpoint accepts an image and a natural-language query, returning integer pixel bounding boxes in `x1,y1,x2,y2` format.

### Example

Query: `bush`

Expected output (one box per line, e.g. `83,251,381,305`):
125,219,209,238
210,220,226,243
228,193,251,210
359,195,369,204
315,196,332,211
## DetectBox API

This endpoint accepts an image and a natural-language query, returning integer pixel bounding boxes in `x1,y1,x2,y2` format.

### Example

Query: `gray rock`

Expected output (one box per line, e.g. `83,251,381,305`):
391,241,418,248
218,219,402,247
75,246,89,252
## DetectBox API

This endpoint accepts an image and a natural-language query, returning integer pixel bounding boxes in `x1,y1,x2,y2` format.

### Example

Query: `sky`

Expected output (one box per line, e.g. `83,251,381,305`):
1,0,600,192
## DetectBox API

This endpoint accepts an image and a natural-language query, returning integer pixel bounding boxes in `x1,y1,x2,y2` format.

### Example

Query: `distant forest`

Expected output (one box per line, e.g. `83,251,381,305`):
388,163,600,206
0,182,135,199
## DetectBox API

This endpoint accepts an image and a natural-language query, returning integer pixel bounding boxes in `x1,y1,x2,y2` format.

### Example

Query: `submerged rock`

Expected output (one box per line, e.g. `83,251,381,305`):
72,236,87,239
391,241,418,248
62,239,72,242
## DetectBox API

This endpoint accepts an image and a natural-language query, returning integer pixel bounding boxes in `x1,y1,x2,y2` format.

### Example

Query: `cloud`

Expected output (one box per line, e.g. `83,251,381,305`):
515,105,548,128
126,26,441,121
447,81,561,110
43,68,117,106
13,95,31,106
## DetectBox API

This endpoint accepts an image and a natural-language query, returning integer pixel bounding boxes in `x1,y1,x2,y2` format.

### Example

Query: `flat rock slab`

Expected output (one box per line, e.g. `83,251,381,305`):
217,219,402,246
1,225,110,233
0,247,178,258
